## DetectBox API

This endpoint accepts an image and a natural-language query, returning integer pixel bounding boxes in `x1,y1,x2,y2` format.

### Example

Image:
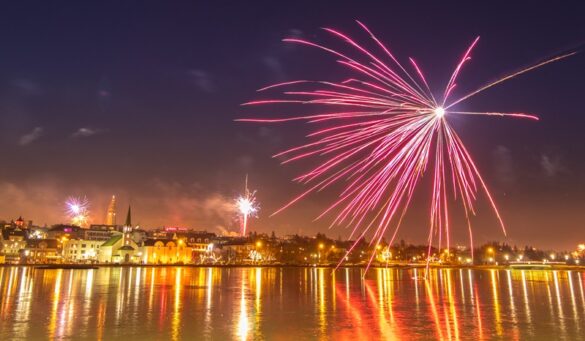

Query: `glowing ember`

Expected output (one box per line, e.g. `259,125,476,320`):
65,196,91,227
236,176,259,236
237,196,257,217
434,107,445,118
240,21,574,273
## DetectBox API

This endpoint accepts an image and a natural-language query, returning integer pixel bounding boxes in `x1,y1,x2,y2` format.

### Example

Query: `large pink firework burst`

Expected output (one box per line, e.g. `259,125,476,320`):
239,21,574,272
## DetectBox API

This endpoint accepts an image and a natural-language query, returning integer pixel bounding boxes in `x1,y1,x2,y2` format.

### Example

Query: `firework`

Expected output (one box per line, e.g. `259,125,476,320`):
239,21,574,272
236,176,258,236
65,196,91,227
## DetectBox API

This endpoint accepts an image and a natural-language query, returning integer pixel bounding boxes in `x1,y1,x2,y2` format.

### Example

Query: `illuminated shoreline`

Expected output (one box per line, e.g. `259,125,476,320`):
1,263,584,271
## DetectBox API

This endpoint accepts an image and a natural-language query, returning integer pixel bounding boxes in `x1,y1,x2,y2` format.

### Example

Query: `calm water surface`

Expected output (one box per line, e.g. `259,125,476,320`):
0,266,584,340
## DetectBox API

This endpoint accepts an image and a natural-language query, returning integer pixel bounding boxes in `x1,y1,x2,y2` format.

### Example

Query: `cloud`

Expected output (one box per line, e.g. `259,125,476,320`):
11,79,42,96
97,77,112,111
0,180,63,225
189,70,216,93
236,155,254,169
262,56,286,81
540,154,566,177
492,145,516,186
283,29,304,51
18,127,43,146
287,28,303,39
258,126,282,145
71,127,103,138
143,179,239,232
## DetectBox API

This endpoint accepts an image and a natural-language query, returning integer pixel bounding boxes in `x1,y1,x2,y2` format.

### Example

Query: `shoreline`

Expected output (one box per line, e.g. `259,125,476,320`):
2,263,584,271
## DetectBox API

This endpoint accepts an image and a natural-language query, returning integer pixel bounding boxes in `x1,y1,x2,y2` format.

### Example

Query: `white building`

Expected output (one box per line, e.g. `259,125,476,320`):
63,239,104,262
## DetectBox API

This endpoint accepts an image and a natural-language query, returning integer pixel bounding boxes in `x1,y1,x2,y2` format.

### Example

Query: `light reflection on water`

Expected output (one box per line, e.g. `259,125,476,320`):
0,266,583,340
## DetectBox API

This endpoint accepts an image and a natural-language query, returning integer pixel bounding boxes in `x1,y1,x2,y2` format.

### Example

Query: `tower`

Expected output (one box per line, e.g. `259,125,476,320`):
123,205,132,245
106,195,116,225
15,216,25,229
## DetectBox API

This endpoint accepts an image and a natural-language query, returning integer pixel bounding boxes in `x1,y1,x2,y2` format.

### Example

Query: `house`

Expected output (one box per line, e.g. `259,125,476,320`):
97,234,139,263
218,239,255,263
63,239,104,263
1,227,27,263
22,239,60,264
139,238,193,264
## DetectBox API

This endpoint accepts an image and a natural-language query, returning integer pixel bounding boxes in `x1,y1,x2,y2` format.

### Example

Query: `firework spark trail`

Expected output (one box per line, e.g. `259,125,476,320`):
236,176,259,236
238,21,574,274
65,196,90,227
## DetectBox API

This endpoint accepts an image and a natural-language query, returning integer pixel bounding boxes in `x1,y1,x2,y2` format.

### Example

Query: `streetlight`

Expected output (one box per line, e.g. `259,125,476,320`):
486,247,495,264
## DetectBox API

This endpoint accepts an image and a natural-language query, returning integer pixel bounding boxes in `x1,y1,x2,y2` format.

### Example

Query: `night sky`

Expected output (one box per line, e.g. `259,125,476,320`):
1,2,584,249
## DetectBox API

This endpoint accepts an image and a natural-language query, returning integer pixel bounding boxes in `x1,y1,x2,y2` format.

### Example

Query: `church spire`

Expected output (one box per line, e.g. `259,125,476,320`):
125,205,132,227
122,205,133,246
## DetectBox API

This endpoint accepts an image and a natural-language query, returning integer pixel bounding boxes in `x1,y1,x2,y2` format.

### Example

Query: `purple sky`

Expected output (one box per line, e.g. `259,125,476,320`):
0,2,584,249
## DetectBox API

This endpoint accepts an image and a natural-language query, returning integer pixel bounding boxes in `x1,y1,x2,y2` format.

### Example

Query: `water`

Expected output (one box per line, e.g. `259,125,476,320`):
0,266,583,340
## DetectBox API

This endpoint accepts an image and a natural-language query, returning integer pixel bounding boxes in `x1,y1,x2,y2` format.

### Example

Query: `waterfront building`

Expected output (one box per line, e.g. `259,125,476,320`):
0,224,28,263
138,226,215,264
97,234,139,263
63,239,104,262
97,234,120,263
139,238,193,264
21,239,60,264
134,228,216,264
218,239,255,263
